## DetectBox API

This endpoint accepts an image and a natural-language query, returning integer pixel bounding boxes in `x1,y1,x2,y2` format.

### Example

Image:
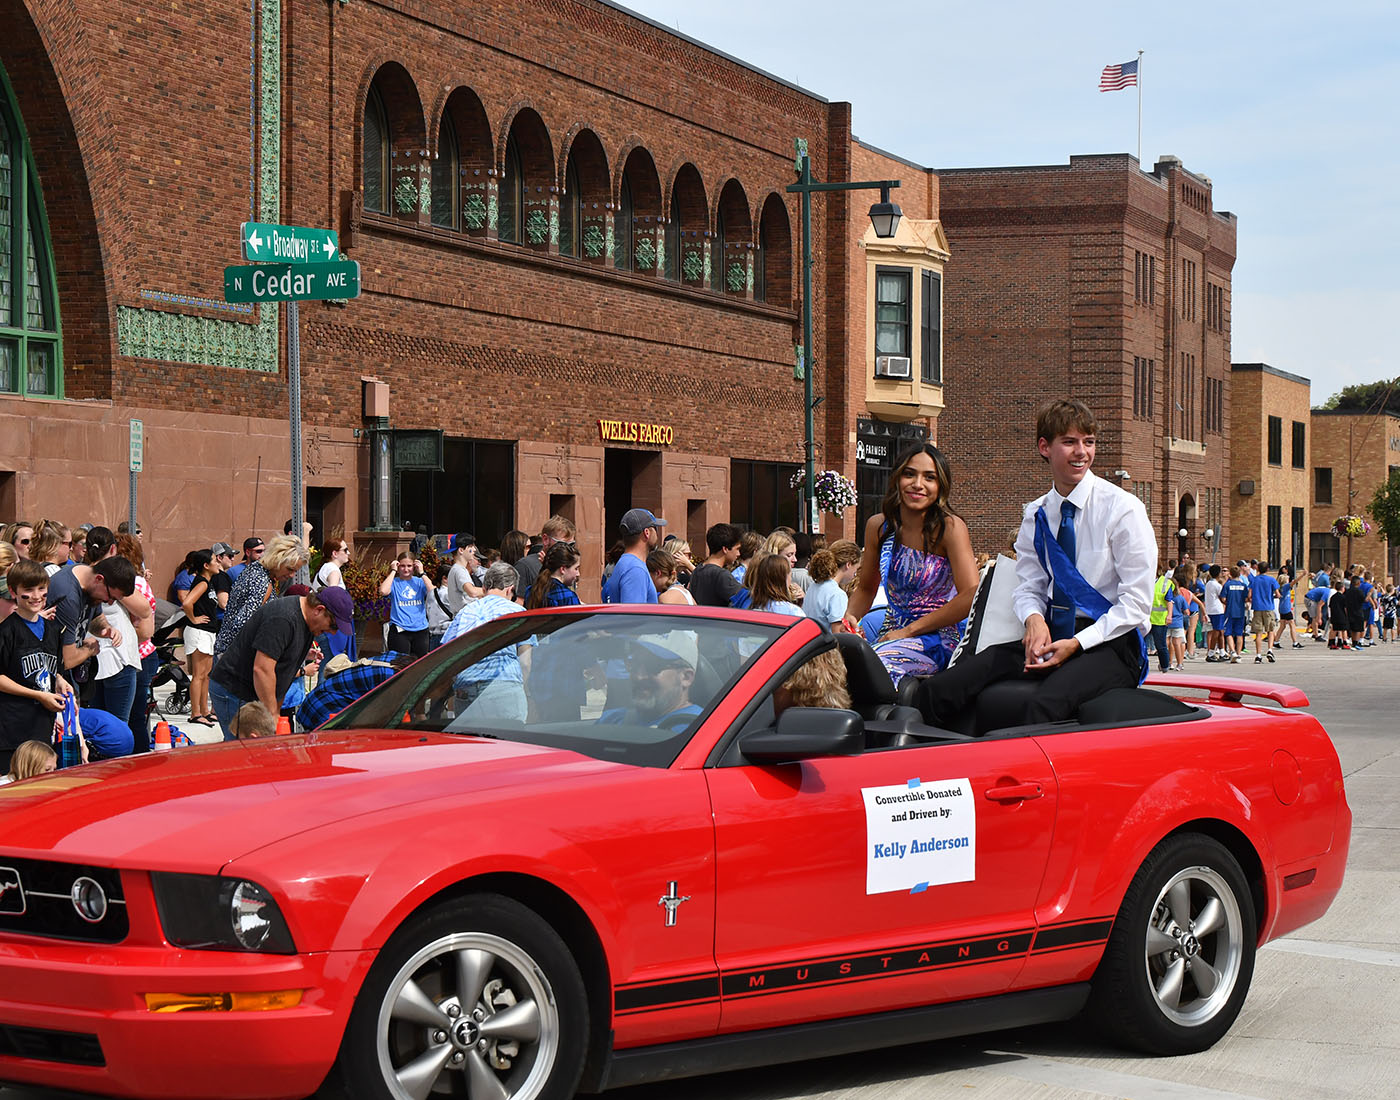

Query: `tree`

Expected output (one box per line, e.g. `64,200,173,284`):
1369,470,1400,548
1322,377,1400,416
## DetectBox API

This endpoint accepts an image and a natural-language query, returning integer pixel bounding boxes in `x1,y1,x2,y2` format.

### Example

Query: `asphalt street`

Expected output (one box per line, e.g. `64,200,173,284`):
3,635,1395,1100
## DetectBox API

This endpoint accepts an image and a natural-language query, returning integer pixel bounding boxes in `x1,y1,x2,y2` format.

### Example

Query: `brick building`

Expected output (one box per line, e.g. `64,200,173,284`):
1229,364,1311,570
936,154,1237,566
1,0,943,596
1309,409,1400,579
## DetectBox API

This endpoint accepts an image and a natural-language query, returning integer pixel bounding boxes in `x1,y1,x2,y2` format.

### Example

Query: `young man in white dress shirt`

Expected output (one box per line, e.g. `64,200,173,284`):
918,399,1157,726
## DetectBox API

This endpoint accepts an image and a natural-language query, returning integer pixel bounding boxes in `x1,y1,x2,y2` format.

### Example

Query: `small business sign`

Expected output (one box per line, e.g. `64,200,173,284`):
129,419,144,473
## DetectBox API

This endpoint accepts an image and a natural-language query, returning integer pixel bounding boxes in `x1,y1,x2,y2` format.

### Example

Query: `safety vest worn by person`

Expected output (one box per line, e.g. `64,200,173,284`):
1150,574,1175,626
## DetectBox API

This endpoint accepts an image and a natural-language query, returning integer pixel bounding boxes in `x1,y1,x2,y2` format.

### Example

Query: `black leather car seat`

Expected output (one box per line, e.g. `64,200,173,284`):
834,632,897,720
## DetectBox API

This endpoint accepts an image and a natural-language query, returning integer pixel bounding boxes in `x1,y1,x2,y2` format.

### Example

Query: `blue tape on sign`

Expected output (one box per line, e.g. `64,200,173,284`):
911,882,929,894
907,778,921,788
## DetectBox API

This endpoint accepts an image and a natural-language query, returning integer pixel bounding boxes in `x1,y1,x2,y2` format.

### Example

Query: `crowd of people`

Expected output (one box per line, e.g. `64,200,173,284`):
2,398,1395,777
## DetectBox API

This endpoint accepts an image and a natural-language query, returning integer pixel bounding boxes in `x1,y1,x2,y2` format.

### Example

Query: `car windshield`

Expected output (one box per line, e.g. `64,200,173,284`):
323,611,785,767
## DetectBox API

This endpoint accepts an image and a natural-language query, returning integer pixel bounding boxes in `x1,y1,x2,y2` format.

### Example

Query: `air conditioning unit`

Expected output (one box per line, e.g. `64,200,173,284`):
875,355,912,379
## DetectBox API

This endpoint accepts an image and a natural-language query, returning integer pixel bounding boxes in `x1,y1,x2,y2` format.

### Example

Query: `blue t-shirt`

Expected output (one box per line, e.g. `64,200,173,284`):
1278,583,1293,614
602,554,657,605
1222,578,1250,619
1306,585,1331,604
1169,593,1187,629
226,563,247,585
1248,573,1280,612
389,575,431,630
803,579,848,625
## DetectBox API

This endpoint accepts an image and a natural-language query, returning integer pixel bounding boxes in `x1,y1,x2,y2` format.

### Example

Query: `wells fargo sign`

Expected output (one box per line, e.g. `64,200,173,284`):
598,419,675,446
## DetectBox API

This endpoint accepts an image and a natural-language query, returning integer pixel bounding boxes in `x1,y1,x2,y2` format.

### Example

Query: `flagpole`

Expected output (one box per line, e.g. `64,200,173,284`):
1137,49,1144,164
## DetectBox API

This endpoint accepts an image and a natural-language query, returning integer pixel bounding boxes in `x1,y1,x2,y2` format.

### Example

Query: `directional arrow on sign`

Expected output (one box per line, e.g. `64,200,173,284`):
240,221,340,265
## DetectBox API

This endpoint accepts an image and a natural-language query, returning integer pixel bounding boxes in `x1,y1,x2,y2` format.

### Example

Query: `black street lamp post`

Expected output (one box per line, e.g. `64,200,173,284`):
787,139,901,533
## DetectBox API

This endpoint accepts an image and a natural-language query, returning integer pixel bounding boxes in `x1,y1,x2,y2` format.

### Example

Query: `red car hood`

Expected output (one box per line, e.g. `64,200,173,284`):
0,732,621,870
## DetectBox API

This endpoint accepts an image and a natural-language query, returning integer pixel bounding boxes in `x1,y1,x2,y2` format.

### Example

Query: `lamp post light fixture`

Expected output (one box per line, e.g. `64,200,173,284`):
1202,526,1216,564
788,138,901,533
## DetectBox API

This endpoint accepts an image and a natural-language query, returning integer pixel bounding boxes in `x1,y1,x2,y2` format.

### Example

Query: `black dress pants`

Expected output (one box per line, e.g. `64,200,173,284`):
918,631,1143,727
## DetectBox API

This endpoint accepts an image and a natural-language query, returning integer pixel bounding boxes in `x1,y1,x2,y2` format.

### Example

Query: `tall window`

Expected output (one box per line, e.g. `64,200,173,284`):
874,267,911,361
1180,258,1197,320
1267,415,1283,466
1315,467,1333,504
0,70,61,398
430,119,458,229
1205,376,1224,433
362,86,389,214
1291,421,1306,469
1134,250,1156,305
1267,506,1281,567
559,159,581,258
1133,357,1155,420
1291,507,1305,569
920,270,942,383
498,137,522,244
616,177,634,272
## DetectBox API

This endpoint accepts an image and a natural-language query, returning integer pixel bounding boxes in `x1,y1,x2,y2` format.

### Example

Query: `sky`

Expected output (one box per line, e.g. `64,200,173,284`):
620,0,1399,405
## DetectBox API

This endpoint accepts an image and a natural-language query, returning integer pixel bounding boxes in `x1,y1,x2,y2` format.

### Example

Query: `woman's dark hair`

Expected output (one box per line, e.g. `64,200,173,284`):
526,543,580,610
188,549,215,577
879,443,955,555
84,525,115,564
500,529,530,565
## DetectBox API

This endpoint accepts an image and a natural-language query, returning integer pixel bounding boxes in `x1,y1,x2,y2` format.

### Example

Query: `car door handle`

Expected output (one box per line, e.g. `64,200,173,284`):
983,782,1044,802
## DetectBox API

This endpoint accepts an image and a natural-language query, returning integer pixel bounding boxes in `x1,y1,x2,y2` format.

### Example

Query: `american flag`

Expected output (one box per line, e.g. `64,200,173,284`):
1099,59,1138,92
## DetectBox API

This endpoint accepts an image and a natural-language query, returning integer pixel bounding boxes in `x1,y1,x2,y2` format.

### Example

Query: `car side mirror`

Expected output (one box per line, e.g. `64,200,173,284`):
740,707,865,764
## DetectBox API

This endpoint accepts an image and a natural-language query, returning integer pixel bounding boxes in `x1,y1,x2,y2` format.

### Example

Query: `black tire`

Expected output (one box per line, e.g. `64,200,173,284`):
323,893,588,1100
1091,833,1256,1055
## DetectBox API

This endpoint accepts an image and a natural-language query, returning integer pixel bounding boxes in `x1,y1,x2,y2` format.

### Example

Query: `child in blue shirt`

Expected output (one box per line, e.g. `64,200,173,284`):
1221,566,1250,664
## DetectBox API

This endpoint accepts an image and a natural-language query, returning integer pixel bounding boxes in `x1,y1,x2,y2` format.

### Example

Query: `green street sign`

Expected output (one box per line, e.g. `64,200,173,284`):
224,260,361,303
240,221,340,264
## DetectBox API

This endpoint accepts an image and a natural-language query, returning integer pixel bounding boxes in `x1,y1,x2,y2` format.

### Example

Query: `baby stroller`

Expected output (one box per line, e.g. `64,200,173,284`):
145,600,191,719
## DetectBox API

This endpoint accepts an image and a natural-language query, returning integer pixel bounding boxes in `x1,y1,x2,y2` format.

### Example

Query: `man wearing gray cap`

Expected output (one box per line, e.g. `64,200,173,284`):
603,508,665,605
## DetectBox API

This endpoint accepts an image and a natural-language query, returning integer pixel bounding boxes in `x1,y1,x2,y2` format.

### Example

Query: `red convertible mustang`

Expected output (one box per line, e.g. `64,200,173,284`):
0,606,1349,1100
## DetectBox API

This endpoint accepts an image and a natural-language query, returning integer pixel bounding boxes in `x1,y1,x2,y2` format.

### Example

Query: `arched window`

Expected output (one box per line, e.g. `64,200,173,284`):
559,130,609,262
669,164,708,288
0,70,61,397
498,110,553,250
757,194,792,306
617,148,662,275
499,136,522,244
430,118,458,229
714,180,752,296
362,85,389,214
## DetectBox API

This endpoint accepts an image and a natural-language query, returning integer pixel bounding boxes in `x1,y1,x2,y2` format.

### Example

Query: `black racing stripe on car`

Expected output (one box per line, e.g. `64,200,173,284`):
720,931,1036,999
1032,919,1114,952
614,975,721,1012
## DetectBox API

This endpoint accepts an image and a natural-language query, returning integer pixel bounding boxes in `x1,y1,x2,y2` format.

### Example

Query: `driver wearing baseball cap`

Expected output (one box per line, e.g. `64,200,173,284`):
602,508,667,604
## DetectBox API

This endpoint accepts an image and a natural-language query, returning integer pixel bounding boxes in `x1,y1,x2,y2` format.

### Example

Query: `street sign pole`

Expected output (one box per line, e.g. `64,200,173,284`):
287,299,308,584
128,419,143,536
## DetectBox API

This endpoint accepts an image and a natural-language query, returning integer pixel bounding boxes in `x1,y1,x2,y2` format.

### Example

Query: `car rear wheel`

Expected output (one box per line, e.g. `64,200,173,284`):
1092,833,1256,1055
325,893,587,1100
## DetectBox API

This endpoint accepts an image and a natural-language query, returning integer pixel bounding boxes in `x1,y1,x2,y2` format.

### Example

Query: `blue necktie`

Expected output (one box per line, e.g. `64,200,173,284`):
1049,500,1077,641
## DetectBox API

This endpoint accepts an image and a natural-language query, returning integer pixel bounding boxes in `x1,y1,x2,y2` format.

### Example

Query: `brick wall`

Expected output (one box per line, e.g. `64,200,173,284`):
1310,411,1400,579
937,154,1236,565
1229,364,1311,569
2,0,873,584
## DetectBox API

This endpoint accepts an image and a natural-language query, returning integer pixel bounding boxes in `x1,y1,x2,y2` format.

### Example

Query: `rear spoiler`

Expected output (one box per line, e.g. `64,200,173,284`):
1143,674,1309,708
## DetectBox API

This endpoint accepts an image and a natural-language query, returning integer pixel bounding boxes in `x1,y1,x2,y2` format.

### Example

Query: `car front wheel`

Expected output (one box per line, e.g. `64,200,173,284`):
326,893,588,1100
1092,833,1256,1055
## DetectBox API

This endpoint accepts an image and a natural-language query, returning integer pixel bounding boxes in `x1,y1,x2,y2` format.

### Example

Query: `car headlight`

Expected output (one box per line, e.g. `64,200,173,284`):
150,873,296,954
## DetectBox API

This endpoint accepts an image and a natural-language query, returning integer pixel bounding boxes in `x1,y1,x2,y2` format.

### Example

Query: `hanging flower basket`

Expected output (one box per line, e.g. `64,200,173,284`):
790,469,858,514
1331,514,1372,538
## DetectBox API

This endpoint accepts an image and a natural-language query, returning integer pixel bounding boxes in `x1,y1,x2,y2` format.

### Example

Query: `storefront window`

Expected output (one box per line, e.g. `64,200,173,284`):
731,459,800,532
855,418,929,540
